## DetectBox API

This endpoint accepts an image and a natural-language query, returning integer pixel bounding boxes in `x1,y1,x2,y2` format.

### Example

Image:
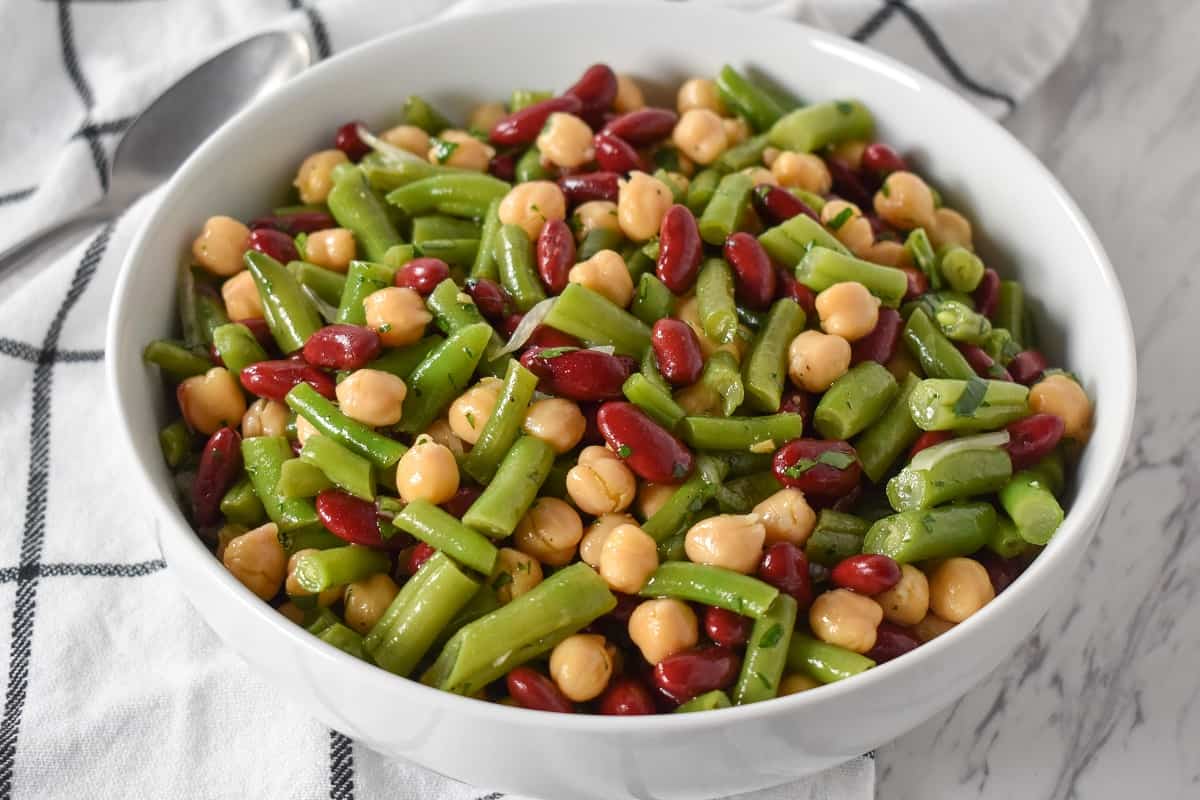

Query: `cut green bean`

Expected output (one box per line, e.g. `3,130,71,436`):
696,258,739,344
276,458,334,499
904,228,940,290
710,451,774,479
631,273,675,326
294,545,391,593
364,335,443,380
219,476,266,526
328,168,403,262
159,420,193,468
412,214,481,243
902,308,976,381
795,246,908,308
211,323,268,376
177,262,203,349
244,251,323,353
426,278,508,377
715,471,782,514
805,511,869,566
733,593,797,704
759,213,849,266
416,239,480,268
286,383,407,467
675,690,732,713
700,351,744,417
386,174,511,220
716,134,770,173
397,322,493,434
643,456,728,543
698,173,754,245
853,372,923,483
813,362,898,440
939,246,984,292
639,562,780,619
360,154,467,192
742,299,807,413
278,524,344,554
335,260,396,326
494,223,546,312
300,434,375,501
463,360,539,484
716,66,786,132
887,447,1012,511
510,88,552,112
908,377,1030,432
863,503,997,563
685,168,721,215
999,470,1064,545
768,100,874,152
786,633,875,684
1031,451,1065,496
403,95,453,134
933,299,992,345
994,280,1025,347
461,436,555,538
987,515,1030,559
393,500,499,575
316,622,367,660
679,414,805,452
433,585,501,649
240,436,320,531
287,260,348,307
654,168,688,203
622,373,685,431
577,227,625,261
515,146,552,182
143,340,211,382
470,198,503,280
194,291,230,346
542,283,651,357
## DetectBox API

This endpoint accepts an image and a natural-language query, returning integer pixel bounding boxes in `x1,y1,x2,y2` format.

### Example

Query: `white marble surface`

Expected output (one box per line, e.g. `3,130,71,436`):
876,0,1200,796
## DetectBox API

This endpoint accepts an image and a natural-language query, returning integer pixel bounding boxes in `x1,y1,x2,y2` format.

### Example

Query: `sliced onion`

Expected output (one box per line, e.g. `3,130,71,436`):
491,296,557,357
586,345,615,356
301,284,339,323
356,124,424,165
910,430,1010,472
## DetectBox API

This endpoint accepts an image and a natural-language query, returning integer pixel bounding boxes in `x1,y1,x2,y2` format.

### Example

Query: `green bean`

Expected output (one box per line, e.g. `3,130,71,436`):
805,511,869,566
240,436,320,532
542,283,651,357
813,362,898,440
685,168,722,215
933,300,992,345
853,373,923,483
759,213,849,267
393,500,498,576
425,278,508,377
286,383,407,467
674,690,732,713
334,260,395,326
643,455,728,543
631,273,675,326
742,299,806,413
995,280,1025,347
278,524,344,554
327,169,403,263
999,470,1064,545
494,223,547,312
461,436,555,538
902,308,976,381
639,562,780,618
654,168,688,203
294,545,390,593
704,350,747,416
383,244,417,269
710,450,774,479
795,246,908,307
624,245,655,284
211,323,268,376
939,246,984,292
413,214,481,243
577,227,625,261
1031,451,1065,496
387,174,511,219
359,154,467,192
982,327,1021,366
286,260,348,307
433,585,501,649
908,377,1030,432
305,608,338,635
463,360,539,484
657,530,690,562
696,258,739,344
641,347,673,395
904,228,941,291
541,456,573,501
736,306,766,331
622,373,685,431
510,88,551,112
177,262,203,349
679,413,805,451
299,434,375,501
244,251,323,353
987,515,1030,559
786,634,875,684
423,562,616,695
863,503,997,563
698,173,754,245
159,420,193,468
733,593,797,704
396,322,493,434
716,134,770,173
276,458,334,499
470,198,503,280
653,146,685,173
194,290,231,346
143,340,211,382
403,95,453,134
716,65,787,132
416,239,480,268
887,448,1012,511
768,100,874,152
514,146,552,182
219,476,266,526
715,471,783,514
316,622,367,660
364,335,443,380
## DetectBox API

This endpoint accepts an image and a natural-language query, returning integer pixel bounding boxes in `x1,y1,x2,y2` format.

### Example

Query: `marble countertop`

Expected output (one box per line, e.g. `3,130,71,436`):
876,0,1200,796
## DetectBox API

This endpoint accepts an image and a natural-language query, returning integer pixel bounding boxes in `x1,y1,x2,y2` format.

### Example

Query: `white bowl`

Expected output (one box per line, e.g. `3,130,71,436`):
106,4,1136,798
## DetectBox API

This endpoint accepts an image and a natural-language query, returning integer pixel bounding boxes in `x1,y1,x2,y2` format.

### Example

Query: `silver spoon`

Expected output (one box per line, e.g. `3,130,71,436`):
0,30,312,272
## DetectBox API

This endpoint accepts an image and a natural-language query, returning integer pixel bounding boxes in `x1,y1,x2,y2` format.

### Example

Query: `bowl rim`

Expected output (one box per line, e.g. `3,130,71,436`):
106,0,1137,734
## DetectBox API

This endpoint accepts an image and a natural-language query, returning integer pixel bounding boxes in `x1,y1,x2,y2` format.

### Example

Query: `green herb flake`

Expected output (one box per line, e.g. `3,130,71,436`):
536,346,577,360
827,207,854,231
880,180,891,198
617,444,632,458
465,411,476,429
673,461,689,480
430,138,459,164
758,623,783,649
953,376,989,417
783,458,817,479
817,450,856,470
378,323,393,334
491,571,513,590
835,101,854,115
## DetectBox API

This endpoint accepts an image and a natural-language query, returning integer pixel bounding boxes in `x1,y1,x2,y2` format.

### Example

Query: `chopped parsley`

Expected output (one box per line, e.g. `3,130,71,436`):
536,346,576,359
378,323,392,334
617,444,632,458
836,101,855,115
758,623,783,649
953,376,989,417
491,572,513,590
465,411,476,429
827,207,854,231
783,449,856,478
430,138,459,164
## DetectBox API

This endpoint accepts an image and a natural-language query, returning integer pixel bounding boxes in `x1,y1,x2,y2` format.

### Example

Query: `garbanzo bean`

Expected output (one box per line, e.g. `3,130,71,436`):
809,588,883,654
637,482,677,521
395,435,460,504
220,270,263,320
821,199,874,256
295,414,319,447
550,634,614,702
222,522,286,600
598,523,658,593
566,445,637,515
1029,374,1093,441
362,286,432,347
491,547,543,604
343,573,401,635
778,673,821,695
740,167,778,187
672,108,728,166
787,330,852,393
676,78,726,115
423,417,465,458
874,564,930,626
572,200,621,242
277,602,305,625
178,367,247,435
381,124,431,156
568,249,634,307
192,215,250,277
285,548,341,606
579,513,637,568
772,151,833,195
815,281,881,342
336,369,407,427
613,74,646,112
829,140,867,170
874,170,936,231
499,180,567,240
628,598,698,665
928,557,994,623
304,228,357,272
468,102,508,134
241,398,289,439
447,377,504,445
911,612,956,642
762,146,781,167
723,116,752,147
684,514,766,574
752,488,816,546
514,498,584,567
294,149,349,205
522,398,586,454
864,240,912,269
537,112,595,169
929,207,973,250
215,523,245,561
429,129,495,172
617,171,674,242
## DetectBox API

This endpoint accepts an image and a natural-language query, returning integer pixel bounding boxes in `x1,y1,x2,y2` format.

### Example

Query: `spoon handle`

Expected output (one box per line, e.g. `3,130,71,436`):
0,200,113,276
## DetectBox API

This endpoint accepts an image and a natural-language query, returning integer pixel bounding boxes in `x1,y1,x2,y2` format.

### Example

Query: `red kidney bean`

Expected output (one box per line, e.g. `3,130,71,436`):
757,542,813,607
488,150,518,182
240,359,335,402
776,268,816,316
751,184,819,226
597,401,695,483
829,481,864,513
977,551,1023,594
506,667,576,713
564,64,618,123
464,279,512,325
602,108,678,146
526,325,583,350
334,120,371,161
315,490,389,547
605,592,641,625
704,606,752,648
597,676,657,715
653,646,740,705
395,257,450,296
866,622,920,664
974,268,1000,319
440,485,482,519
1008,350,1048,386
246,228,298,264
397,542,437,577
656,204,703,293
900,266,928,302
909,430,953,460
557,171,621,205
724,232,776,310
773,439,861,500
302,324,383,371
779,390,811,418
831,554,902,595
851,307,902,366
235,318,275,352
500,314,524,339
249,211,337,236
826,157,873,207
519,347,634,401
593,130,648,173
490,95,583,146
578,401,605,446
192,427,242,526
958,343,1013,382
208,344,224,367
536,219,575,294
861,143,908,178
1005,413,1065,470
650,319,704,386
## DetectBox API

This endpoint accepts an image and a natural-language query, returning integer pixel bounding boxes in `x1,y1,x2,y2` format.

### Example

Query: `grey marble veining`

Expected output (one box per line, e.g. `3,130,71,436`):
875,0,1200,797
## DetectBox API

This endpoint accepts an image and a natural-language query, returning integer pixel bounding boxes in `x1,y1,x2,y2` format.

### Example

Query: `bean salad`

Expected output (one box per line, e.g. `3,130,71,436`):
146,63,1094,714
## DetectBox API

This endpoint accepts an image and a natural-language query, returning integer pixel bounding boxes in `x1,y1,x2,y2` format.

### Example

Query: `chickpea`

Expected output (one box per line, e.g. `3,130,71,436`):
572,200,621,242
362,286,432,347
628,598,698,665
778,673,822,696
874,564,930,626
815,282,881,342
928,557,995,623
724,117,753,148
752,488,817,547
380,124,431,156
220,270,263,320
566,445,637,515
820,199,874,256
447,377,503,445
829,140,867,170
864,240,913,269
498,180,567,241
344,573,401,635
241,398,289,439
294,149,349,205
549,634,613,702
304,228,356,273
579,513,637,568
514,498,584,567
1030,374,1093,442
740,167,778,187
491,547,543,604
613,74,645,112
874,171,936,231
569,249,634,307
423,417,465,458
336,369,407,427
215,523,245,561
637,482,677,521
762,146,781,167
284,548,341,606
192,215,250,277
676,78,726,115
771,152,832,195
809,588,884,654
911,612,956,642
684,514,766,574
617,171,674,242
295,414,319,447
672,108,728,166
395,435,460,504
178,367,247,435
599,523,658,593
522,398,586,454
787,330,851,393
929,207,973,250
468,102,508,134
222,522,286,600
537,112,595,169
277,602,305,625
428,129,495,172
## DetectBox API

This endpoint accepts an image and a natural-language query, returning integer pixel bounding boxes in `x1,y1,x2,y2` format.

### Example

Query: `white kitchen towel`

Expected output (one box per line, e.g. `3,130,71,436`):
0,1,1087,798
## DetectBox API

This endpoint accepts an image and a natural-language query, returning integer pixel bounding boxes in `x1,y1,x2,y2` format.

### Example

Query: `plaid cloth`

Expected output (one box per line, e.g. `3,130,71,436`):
0,1,1087,797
